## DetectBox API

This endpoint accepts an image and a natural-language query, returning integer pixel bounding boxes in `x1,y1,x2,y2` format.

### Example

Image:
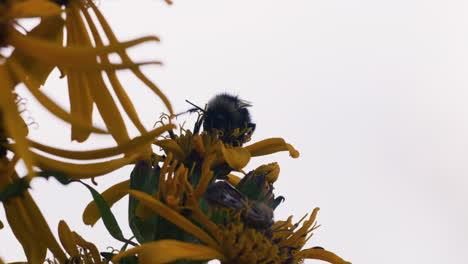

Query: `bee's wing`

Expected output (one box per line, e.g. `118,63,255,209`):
247,202,273,225
205,181,247,210
238,99,252,108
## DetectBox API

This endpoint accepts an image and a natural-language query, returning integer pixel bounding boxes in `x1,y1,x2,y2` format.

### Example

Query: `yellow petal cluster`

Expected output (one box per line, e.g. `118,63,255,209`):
113,240,225,264
57,220,104,264
114,190,350,264
0,0,175,262
82,180,130,226
251,162,280,183
0,2,352,264
1,0,175,178
154,127,298,173
0,158,67,264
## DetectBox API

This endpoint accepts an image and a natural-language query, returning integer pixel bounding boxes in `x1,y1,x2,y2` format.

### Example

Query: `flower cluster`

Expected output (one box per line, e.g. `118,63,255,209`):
0,1,351,264
80,113,350,264
0,0,174,180
1,0,172,263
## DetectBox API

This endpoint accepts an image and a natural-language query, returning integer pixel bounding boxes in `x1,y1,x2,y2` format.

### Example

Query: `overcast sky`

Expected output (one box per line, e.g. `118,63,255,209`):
2,1,468,263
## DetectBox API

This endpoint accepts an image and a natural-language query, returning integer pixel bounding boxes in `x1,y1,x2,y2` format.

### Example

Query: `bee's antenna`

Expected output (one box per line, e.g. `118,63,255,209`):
185,100,205,113
174,100,206,117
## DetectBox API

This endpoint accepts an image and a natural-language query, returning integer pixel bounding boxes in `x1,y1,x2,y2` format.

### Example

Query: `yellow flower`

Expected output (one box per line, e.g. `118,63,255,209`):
226,173,242,186
57,220,104,264
1,112,174,180
154,127,299,172
113,191,351,264
82,150,215,225
0,73,34,176
250,162,280,184
82,180,130,226
0,159,67,264
3,0,173,141
1,0,175,177
3,1,164,133
245,138,300,158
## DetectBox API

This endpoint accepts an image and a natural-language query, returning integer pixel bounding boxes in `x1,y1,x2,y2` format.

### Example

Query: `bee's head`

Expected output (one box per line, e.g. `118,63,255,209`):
202,94,254,145
185,93,256,146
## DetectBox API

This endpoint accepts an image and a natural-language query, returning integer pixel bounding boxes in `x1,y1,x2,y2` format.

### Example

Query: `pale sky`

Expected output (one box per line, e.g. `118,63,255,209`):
2,1,468,263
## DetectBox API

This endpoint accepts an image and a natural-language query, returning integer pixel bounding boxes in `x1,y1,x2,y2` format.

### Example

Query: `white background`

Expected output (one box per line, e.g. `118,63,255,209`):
1,0,468,263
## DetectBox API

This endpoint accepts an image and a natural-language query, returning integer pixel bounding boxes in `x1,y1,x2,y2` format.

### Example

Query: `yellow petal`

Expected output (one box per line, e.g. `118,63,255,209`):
6,26,159,67
7,15,64,89
192,135,205,156
128,190,219,250
135,202,155,221
280,208,319,248
221,145,251,170
66,71,94,142
254,162,280,183
9,172,67,262
154,139,186,161
3,199,47,264
58,220,79,257
300,248,351,264
62,60,162,71
6,56,107,135
226,174,242,186
29,125,174,160
0,65,34,177
79,8,148,135
87,71,130,144
245,138,300,158
113,240,225,264
32,151,138,179
82,180,129,226
64,8,95,142
66,7,130,144
72,232,102,264
194,154,214,198
19,197,67,262
10,0,62,18
85,2,174,116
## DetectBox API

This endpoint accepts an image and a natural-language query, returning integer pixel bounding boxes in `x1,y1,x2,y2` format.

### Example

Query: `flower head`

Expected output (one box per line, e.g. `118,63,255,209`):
0,2,351,264
57,220,105,264
114,189,350,264
105,120,349,264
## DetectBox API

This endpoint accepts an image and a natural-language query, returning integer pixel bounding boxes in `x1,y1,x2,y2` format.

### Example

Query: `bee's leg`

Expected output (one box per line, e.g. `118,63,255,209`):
248,123,256,134
194,116,202,134
244,122,256,141
167,129,176,139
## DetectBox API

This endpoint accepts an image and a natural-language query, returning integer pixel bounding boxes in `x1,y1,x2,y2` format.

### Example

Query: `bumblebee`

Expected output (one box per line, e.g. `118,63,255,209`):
187,93,256,146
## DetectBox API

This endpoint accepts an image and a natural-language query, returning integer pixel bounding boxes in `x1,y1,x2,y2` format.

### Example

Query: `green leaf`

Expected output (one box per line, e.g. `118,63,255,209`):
100,252,115,261
271,196,285,210
119,256,138,264
37,170,72,185
236,173,266,201
128,161,199,244
198,197,210,215
100,252,139,264
120,236,135,252
128,161,159,243
0,170,71,202
77,180,136,246
0,178,29,202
